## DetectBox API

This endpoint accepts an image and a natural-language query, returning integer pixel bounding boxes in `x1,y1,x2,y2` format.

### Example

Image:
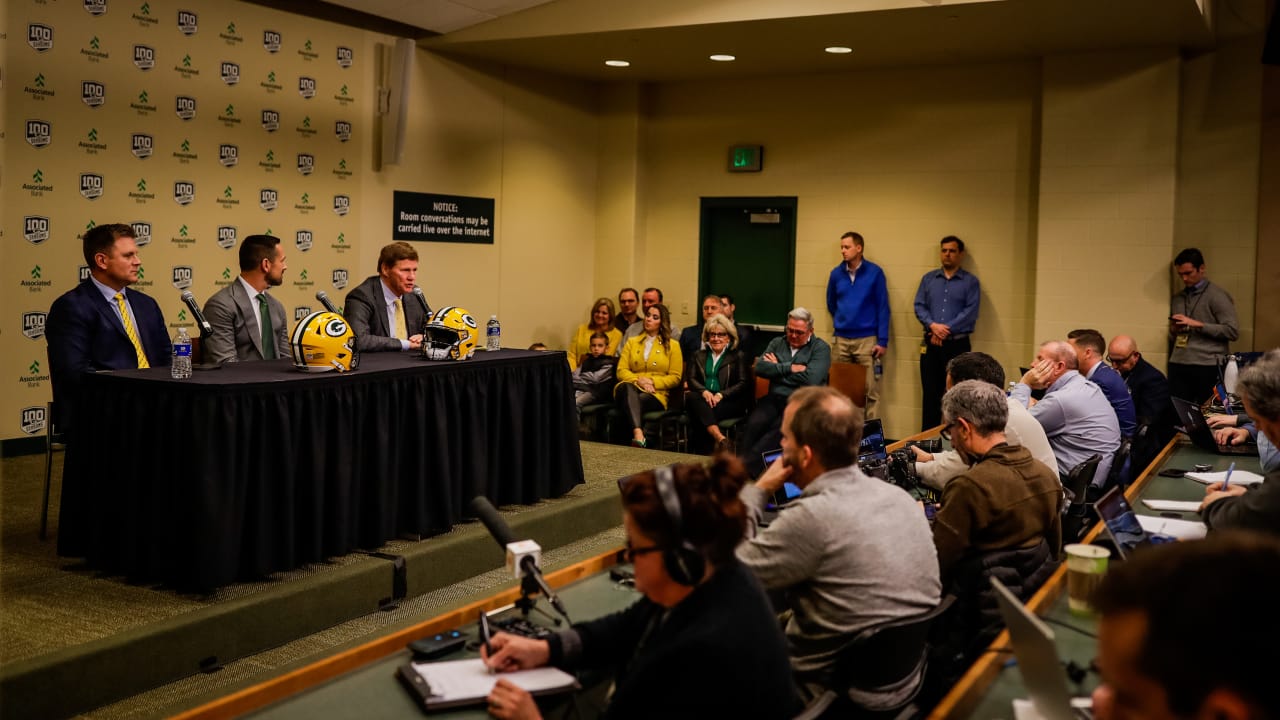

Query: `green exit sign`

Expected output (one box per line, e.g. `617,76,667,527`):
728,144,763,173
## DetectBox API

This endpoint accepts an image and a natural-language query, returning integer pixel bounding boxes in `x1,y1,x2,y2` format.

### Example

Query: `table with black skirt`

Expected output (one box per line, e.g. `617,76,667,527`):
56,350,584,591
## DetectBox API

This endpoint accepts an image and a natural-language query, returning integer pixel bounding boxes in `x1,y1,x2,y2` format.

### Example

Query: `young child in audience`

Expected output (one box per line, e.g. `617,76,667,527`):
572,332,617,415
528,342,548,351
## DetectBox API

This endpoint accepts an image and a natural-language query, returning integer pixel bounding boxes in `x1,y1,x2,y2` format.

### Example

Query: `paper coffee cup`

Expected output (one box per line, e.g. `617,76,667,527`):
1064,543,1110,616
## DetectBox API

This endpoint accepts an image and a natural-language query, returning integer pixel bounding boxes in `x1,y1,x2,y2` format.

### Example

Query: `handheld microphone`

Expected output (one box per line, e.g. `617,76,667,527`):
411,286,431,318
180,290,214,336
315,290,341,315
468,496,571,623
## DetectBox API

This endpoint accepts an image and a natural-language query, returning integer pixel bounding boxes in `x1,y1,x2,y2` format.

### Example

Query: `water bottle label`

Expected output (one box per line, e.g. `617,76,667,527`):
174,343,192,357
487,325,500,337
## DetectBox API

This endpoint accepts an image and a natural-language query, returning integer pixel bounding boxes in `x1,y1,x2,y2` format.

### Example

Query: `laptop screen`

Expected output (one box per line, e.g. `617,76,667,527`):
858,419,887,463
1094,486,1148,559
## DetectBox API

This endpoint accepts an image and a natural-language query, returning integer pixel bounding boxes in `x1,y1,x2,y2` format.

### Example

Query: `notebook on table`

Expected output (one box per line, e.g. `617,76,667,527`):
398,658,578,711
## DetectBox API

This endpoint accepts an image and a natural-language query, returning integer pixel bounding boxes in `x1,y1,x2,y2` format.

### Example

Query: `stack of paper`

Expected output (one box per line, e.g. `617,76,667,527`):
1185,470,1265,486
1136,515,1207,540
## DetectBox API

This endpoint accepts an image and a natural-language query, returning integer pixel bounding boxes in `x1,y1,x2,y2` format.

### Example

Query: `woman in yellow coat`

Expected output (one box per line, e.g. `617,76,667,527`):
567,297,623,369
614,303,683,447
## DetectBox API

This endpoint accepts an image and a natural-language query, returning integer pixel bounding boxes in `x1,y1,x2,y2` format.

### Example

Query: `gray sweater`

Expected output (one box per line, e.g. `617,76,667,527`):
1169,280,1238,366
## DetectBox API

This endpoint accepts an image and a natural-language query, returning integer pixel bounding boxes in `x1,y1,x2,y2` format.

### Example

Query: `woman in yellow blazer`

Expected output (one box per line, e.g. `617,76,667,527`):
567,297,623,369
614,303,683,447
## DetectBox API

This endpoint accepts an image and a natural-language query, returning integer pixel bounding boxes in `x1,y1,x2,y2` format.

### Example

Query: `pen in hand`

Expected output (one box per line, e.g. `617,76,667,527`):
479,610,494,674
1221,462,1235,492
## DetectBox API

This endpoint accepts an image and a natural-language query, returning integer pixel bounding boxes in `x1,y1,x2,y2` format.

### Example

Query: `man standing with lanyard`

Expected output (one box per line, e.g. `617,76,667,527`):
1168,248,1238,405
914,236,980,431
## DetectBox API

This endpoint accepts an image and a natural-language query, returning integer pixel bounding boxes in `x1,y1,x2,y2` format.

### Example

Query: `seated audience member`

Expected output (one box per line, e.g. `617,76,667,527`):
1200,351,1280,531
1067,329,1137,437
528,343,548,351
47,223,171,433
566,297,622,369
1107,334,1177,469
686,314,750,453
719,293,753,354
1090,532,1280,720
678,295,725,363
913,352,1058,489
615,304,683,448
619,287,680,349
613,287,640,334
202,234,290,364
929,381,1063,682
1209,416,1279,474
738,308,831,476
483,459,802,720
737,386,940,706
1011,340,1121,487
344,242,429,352
571,332,617,415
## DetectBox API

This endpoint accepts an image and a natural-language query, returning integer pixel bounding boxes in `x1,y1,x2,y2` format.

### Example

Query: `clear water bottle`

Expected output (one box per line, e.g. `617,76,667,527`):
172,327,193,379
873,356,883,380
486,315,501,352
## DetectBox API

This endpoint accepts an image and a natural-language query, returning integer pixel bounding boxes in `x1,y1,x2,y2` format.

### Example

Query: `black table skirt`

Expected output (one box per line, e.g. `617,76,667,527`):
57,350,584,590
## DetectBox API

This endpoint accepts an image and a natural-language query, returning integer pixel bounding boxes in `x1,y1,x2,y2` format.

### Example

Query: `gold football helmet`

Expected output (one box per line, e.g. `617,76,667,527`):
422,306,478,361
291,311,359,372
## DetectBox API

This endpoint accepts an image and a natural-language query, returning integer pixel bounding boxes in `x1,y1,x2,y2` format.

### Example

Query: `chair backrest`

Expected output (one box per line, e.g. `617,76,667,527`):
1062,454,1103,543
834,595,956,693
1106,437,1133,488
755,374,770,400
828,361,867,408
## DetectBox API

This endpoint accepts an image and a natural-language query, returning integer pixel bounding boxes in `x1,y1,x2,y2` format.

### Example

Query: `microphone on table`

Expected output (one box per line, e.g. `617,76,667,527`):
411,286,432,319
468,496,571,624
315,290,342,315
179,290,214,336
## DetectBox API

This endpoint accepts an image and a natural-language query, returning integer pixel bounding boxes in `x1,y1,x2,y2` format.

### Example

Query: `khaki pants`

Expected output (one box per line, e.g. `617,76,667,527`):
832,335,880,420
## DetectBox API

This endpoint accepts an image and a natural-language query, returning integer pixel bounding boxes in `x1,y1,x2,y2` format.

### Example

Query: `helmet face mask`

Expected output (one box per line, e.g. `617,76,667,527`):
291,311,359,372
421,306,478,361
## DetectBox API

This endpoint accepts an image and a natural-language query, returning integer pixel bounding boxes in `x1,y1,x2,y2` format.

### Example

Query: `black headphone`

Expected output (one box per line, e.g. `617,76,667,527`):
653,465,706,586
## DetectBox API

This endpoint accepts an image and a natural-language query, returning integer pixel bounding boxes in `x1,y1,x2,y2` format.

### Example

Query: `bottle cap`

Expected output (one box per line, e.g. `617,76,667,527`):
490,315,497,320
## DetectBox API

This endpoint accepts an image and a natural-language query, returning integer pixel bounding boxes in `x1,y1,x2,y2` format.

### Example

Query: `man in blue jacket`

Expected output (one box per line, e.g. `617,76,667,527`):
826,231,890,420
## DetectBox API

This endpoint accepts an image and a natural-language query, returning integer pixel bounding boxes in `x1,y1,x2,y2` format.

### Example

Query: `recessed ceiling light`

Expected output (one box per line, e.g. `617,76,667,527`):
709,54,736,62
825,46,852,54
604,60,630,67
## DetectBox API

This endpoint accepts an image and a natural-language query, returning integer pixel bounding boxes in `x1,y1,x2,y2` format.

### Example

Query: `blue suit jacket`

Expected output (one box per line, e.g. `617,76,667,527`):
47,280,170,430
1088,363,1137,437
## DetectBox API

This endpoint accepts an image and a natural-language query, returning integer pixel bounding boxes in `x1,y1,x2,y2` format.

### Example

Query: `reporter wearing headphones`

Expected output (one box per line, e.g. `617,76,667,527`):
482,457,801,719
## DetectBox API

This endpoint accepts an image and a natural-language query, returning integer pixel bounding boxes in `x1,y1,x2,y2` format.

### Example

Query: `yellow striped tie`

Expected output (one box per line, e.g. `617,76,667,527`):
393,298,408,340
114,292,150,369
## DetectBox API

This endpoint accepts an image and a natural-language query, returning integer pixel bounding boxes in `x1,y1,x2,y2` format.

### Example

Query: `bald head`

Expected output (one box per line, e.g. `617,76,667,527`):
1107,335,1141,374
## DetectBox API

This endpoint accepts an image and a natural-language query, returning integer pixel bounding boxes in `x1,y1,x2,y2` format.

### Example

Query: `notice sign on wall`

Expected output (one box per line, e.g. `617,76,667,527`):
393,191,495,244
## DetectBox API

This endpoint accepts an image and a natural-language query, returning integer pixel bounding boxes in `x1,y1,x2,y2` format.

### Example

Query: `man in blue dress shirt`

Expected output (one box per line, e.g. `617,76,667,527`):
826,232,890,420
913,236,980,430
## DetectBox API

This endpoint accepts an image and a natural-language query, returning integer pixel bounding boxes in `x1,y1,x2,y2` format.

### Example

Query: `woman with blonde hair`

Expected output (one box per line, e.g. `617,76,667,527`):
686,313,749,453
567,297,622,369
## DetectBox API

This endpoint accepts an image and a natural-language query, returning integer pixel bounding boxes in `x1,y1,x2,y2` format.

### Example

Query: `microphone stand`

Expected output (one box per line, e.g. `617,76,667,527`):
514,574,563,626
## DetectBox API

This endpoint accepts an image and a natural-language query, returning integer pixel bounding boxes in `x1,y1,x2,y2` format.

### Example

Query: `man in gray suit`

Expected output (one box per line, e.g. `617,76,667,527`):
344,241,430,352
202,234,290,364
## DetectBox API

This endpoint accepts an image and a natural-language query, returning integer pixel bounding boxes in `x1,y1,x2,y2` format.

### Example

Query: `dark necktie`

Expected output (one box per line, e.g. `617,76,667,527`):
259,293,275,359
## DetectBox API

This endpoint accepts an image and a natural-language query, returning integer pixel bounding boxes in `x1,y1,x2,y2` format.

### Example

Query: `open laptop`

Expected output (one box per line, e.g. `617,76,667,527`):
1170,396,1258,456
1093,487,1177,560
857,418,887,463
991,578,1093,720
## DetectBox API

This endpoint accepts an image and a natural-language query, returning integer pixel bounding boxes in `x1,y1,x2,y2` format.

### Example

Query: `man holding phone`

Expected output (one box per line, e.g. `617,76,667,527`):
736,386,940,705
1168,248,1238,405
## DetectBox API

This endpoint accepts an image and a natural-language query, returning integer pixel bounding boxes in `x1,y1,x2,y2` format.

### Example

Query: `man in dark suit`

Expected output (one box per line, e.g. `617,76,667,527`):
344,242,430,352
678,294,725,369
1108,334,1176,469
202,234,290,364
47,223,171,432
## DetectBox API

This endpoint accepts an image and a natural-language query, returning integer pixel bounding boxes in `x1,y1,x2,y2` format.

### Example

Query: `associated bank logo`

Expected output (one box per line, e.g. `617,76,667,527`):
334,83,354,106
132,1,158,25
24,168,54,195
332,269,349,289
132,133,154,158
21,360,51,388
219,144,239,167
175,53,200,78
216,185,240,208
28,24,54,52
217,225,237,249
24,312,48,340
296,115,317,136
176,95,196,120
24,216,51,245
263,30,281,53
85,0,108,15
82,81,106,107
262,109,280,132
80,173,104,200
130,177,156,202
293,269,314,290
132,221,152,246
298,38,318,60
333,158,353,179
172,265,193,290
259,149,281,171
80,127,107,154
294,306,313,322
333,195,351,216
26,120,52,148
332,232,348,251
335,120,352,142
21,406,48,436
173,181,195,205
131,89,157,114
221,61,240,85
173,137,198,162
296,230,313,251
220,21,243,44
297,153,315,175
82,35,109,61
295,192,316,213
337,46,353,68
261,70,283,92
298,76,316,99
260,188,279,211
177,9,198,35
24,73,55,101
134,44,155,70
25,264,56,293
218,103,242,125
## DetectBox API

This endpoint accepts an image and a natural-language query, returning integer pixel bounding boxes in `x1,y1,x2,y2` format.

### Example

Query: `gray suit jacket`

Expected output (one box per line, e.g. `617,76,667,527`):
202,279,289,364
344,275,430,352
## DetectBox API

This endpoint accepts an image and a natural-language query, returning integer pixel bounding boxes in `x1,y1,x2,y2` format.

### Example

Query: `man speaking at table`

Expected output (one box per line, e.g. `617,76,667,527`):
202,234,290,364
344,242,430,352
